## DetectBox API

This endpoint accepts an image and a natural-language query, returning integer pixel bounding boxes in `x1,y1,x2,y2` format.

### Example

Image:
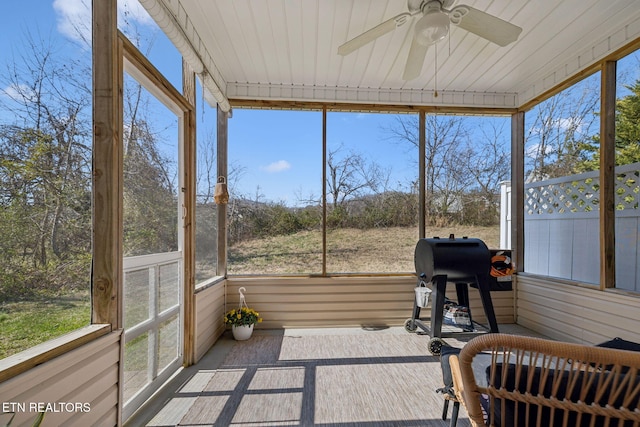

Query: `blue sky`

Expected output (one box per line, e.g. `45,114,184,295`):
227,109,419,205
0,0,179,91
5,1,637,207
0,0,425,207
1,0,420,206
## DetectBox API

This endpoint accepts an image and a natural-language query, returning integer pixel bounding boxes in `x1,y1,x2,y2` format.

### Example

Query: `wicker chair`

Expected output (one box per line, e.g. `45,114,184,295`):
449,333,640,427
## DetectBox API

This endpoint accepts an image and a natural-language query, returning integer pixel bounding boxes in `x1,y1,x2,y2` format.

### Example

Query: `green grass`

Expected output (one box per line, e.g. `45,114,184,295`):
0,292,90,359
0,225,500,358
228,225,500,275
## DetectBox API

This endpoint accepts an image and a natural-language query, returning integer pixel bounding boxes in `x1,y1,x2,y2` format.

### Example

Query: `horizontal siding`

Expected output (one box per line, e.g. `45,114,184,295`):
516,274,640,344
0,331,121,427
227,276,514,329
194,281,226,362
456,288,515,326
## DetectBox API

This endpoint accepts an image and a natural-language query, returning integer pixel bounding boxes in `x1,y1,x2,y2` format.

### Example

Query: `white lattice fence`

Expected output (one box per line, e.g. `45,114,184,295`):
525,173,600,216
524,163,640,217
615,167,640,211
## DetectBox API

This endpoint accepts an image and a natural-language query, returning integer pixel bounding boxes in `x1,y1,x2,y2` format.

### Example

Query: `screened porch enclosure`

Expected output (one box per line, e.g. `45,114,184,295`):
2,1,640,426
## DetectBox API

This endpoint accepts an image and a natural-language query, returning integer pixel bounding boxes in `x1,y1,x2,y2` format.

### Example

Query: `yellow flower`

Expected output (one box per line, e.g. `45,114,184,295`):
224,305,263,326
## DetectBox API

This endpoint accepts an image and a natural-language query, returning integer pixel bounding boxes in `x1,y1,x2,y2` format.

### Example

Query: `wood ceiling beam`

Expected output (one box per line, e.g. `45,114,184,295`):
228,99,517,115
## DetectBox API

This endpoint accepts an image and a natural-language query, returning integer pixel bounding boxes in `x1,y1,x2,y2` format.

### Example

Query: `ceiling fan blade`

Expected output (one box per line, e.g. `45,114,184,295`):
449,5,522,46
402,35,429,81
338,12,412,56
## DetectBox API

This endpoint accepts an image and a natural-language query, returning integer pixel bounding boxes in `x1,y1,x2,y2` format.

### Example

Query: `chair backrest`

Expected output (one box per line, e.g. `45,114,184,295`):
453,333,640,427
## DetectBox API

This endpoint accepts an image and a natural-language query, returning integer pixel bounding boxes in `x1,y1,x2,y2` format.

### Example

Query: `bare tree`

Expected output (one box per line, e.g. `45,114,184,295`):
121,74,180,256
463,120,510,195
525,74,600,181
196,128,217,204
326,144,387,209
387,115,468,222
457,120,511,224
387,114,514,225
0,31,91,270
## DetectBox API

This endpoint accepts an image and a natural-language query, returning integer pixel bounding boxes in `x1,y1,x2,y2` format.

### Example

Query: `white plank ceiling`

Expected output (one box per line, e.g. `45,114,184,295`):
147,0,640,110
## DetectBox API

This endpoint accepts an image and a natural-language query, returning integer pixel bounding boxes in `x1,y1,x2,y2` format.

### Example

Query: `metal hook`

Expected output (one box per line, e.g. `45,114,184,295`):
238,287,246,304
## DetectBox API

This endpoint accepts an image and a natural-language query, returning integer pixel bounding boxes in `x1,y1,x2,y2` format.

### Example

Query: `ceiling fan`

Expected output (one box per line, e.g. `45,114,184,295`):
338,0,523,81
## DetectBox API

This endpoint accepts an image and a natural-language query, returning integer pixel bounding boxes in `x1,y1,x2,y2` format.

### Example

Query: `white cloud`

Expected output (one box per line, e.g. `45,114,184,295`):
118,0,154,25
556,117,584,133
53,0,154,44
1,83,34,102
117,0,155,40
261,160,291,173
53,0,91,43
528,116,586,138
524,142,550,159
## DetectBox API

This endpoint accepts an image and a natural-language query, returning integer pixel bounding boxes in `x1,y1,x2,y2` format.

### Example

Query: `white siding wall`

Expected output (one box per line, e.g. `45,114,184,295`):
194,281,226,362
0,331,121,427
516,274,640,344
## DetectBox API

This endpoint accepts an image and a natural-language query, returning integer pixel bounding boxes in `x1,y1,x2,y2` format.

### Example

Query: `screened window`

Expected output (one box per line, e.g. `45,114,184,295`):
615,49,640,292
523,72,601,283
0,1,92,358
194,80,219,284
118,1,182,91
326,112,418,273
225,109,510,275
416,114,509,250
227,109,322,275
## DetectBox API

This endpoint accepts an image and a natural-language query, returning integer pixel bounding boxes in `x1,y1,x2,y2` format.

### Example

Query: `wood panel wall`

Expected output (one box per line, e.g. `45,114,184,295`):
0,332,121,427
516,274,640,344
194,282,226,362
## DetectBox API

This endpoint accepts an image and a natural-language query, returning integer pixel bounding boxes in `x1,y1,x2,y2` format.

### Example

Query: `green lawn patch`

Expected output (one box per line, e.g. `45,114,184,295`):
0,292,91,359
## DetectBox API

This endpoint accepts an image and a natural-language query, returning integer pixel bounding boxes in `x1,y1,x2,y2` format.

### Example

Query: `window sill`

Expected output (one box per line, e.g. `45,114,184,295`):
195,276,225,293
0,324,111,383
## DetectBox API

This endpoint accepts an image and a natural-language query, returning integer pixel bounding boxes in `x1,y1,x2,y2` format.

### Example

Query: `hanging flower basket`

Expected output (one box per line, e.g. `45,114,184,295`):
224,287,262,340
232,324,254,341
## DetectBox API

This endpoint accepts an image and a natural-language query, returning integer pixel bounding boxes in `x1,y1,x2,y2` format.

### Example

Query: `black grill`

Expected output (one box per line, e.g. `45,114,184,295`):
414,236,490,283
406,235,499,355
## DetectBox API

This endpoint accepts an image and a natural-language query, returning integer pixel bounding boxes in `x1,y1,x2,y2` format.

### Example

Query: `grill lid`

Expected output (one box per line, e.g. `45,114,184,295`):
414,235,490,283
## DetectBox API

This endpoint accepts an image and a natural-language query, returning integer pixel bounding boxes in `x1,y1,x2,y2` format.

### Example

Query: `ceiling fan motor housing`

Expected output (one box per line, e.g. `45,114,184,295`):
408,0,455,14
415,1,450,46
339,0,522,80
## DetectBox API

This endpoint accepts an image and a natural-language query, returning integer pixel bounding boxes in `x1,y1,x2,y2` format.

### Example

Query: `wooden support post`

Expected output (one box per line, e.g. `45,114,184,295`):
217,106,228,276
182,59,196,366
92,0,121,329
419,111,426,239
511,111,525,273
322,107,327,275
93,1,122,425
600,61,617,289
